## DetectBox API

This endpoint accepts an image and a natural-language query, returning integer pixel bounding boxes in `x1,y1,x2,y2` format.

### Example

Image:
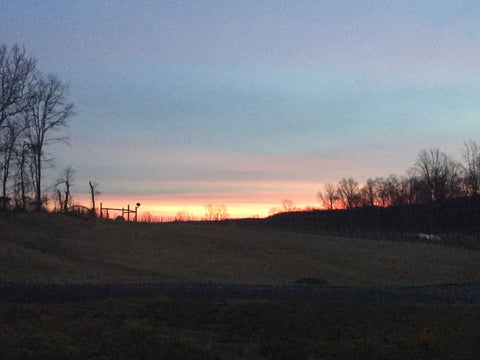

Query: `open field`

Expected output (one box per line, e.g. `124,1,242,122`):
1,212,479,359
0,212,479,286
1,298,479,359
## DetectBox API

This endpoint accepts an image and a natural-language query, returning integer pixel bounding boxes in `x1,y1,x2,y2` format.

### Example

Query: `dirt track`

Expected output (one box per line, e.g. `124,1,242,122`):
0,281,479,304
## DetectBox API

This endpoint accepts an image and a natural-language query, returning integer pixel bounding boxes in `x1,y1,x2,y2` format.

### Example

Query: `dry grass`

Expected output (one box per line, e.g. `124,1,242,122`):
1,298,479,360
2,212,480,359
1,212,479,286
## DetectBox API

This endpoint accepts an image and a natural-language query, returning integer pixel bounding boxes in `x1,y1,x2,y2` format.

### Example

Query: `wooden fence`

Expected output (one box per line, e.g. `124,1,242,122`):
99,202,140,221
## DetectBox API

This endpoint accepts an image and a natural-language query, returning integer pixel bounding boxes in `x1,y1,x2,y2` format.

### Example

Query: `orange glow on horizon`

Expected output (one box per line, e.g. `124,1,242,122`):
71,184,322,221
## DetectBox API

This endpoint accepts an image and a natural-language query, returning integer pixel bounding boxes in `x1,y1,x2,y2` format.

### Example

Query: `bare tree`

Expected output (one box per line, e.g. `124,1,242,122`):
360,178,377,207
383,174,411,206
462,140,480,196
56,166,74,212
204,204,215,220
175,207,194,221
337,177,360,209
1,122,23,209
0,45,36,208
216,204,229,220
26,73,74,210
316,182,338,210
89,181,100,217
0,45,36,130
204,203,229,220
372,177,389,207
141,211,154,223
12,141,33,209
281,199,296,212
268,207,279,216
0,45,74,210
413,149,461,202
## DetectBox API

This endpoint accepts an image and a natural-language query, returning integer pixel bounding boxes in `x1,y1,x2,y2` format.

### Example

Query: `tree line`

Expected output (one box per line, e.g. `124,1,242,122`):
0,44,73,211
316,144,480,211
262,143,480,240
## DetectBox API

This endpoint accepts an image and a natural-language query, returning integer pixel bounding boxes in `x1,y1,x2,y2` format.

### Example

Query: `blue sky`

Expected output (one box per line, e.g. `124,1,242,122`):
2,0,480,218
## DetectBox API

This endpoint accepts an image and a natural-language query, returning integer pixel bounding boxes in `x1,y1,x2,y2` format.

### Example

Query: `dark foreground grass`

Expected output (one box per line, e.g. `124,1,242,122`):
0,298,479,360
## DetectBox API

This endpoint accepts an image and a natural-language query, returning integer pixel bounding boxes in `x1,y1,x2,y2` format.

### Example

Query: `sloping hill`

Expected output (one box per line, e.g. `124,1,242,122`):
1,212,479,286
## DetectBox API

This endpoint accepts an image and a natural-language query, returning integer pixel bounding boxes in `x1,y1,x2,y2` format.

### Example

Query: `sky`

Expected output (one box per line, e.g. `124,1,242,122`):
1,0,480,219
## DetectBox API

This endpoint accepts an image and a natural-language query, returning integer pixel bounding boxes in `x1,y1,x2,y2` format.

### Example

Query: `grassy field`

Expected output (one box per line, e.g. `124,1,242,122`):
1,212,479,359
1,298,479,359
0,211,479,286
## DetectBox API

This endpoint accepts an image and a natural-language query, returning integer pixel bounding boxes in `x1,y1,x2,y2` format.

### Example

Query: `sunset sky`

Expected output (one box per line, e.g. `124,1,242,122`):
2,1,480,219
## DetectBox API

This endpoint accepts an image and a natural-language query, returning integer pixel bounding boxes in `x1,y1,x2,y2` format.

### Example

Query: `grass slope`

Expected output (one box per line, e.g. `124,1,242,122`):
1,212,479,286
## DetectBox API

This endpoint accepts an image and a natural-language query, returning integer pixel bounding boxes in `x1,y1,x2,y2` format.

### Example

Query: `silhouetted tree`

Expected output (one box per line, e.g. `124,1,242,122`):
386,174,411,206
0,45,36,130
0,45,36,209
12,141,32,209
337,177,360,209
268,207,279,216
141,211,154,223
1,121,25,209
412,149,461,202
360,178,377,206
215,204,229,220
462,140,480,196
55,166,74,212
204,203,229,220
175,207,194,221
373,177,390,207
26,73,73,210
89,180,100,217
281,199,296,212
0,45,74,211
316,182,338,210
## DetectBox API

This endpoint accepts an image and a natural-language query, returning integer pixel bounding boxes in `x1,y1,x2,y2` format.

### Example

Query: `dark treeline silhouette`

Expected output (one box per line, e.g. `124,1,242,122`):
267,196,480,238
317,144,480,211
263,143,480,249
0,44,73,211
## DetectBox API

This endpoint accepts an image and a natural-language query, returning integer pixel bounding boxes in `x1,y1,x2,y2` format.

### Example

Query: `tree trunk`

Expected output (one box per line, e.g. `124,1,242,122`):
89,181,96,217
63,179,70,212
34,147,42,211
